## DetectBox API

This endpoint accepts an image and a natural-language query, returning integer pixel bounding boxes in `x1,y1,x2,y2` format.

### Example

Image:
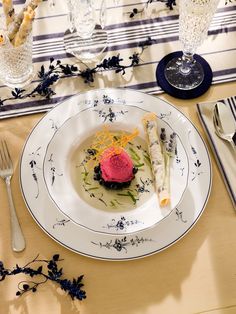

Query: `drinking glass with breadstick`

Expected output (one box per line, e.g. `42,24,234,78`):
0,0,41,88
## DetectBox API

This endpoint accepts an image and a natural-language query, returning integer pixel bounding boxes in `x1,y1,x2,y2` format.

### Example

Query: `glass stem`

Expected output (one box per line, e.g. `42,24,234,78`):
100,0,107,29
67,0,75,32
180,51,194,75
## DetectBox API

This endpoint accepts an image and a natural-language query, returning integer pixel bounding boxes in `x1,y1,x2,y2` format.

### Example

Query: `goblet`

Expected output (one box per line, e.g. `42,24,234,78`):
64,0,108,61
156,0,220,99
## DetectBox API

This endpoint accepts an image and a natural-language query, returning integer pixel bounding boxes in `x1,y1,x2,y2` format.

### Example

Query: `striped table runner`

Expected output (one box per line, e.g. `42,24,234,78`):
0,0,236,118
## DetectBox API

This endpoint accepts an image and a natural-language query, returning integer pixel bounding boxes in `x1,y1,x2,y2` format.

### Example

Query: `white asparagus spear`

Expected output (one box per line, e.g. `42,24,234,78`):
142,113,170,207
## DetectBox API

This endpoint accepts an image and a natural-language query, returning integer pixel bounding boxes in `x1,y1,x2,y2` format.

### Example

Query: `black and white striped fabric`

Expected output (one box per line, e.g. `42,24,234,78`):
0,0,236,119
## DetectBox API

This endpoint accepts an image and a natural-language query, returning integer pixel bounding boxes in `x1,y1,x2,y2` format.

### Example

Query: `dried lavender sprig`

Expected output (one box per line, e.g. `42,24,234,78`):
160,128,166,142
0,254,86,301
160,130,177,198
165,132,177,156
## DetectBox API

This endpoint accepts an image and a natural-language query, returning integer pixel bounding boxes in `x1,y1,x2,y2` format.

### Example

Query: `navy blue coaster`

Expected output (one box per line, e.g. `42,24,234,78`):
156,51,213,99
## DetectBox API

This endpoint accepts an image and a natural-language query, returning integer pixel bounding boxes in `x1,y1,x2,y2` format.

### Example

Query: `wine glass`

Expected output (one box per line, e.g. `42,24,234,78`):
156,0,220,99
64,0,108,61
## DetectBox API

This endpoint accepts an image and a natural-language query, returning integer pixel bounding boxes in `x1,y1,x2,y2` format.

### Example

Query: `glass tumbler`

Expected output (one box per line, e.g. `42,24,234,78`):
0,32,34,88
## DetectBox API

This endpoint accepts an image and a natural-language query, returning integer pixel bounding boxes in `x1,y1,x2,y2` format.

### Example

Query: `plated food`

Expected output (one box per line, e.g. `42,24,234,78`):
82,113,177,210
42,103,189,235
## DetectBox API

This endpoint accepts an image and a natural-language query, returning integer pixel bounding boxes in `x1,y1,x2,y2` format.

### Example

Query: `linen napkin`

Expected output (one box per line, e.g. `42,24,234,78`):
197,96,236,209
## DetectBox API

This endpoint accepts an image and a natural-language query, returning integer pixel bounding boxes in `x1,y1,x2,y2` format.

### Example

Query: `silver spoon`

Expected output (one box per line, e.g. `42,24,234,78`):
213,102,236,153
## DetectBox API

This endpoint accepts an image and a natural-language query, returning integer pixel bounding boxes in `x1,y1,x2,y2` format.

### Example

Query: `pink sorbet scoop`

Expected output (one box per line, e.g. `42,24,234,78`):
100,148,134,183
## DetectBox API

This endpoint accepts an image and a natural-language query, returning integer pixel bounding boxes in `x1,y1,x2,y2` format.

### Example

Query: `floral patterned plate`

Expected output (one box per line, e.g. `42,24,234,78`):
43,104,189,235
20,88,212,260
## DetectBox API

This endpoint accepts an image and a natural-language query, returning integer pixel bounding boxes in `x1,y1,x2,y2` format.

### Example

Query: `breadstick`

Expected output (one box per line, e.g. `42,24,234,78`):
2,0,15,27
142,113,170,207
8,0,41,41
13,6,35,47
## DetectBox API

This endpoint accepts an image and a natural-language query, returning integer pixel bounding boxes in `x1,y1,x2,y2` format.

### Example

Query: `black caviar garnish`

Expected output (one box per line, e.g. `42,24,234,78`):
93,164,138,190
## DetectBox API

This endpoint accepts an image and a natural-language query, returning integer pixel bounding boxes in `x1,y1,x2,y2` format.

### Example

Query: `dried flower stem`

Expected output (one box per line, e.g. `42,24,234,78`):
0,254,86,301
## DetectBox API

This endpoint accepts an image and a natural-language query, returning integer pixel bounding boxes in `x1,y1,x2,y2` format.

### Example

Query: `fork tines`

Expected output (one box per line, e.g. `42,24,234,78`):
0,140,13,170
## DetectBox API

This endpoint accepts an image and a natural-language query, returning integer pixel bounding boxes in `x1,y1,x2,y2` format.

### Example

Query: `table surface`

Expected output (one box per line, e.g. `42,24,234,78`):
0,81,236,314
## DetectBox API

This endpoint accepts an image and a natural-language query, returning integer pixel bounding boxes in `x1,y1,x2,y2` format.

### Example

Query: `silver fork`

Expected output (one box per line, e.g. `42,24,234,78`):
0,140,25,252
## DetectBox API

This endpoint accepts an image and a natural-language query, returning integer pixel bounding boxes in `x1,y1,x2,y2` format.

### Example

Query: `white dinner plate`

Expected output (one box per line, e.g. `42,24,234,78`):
20,88,212,260
43,104,189,235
